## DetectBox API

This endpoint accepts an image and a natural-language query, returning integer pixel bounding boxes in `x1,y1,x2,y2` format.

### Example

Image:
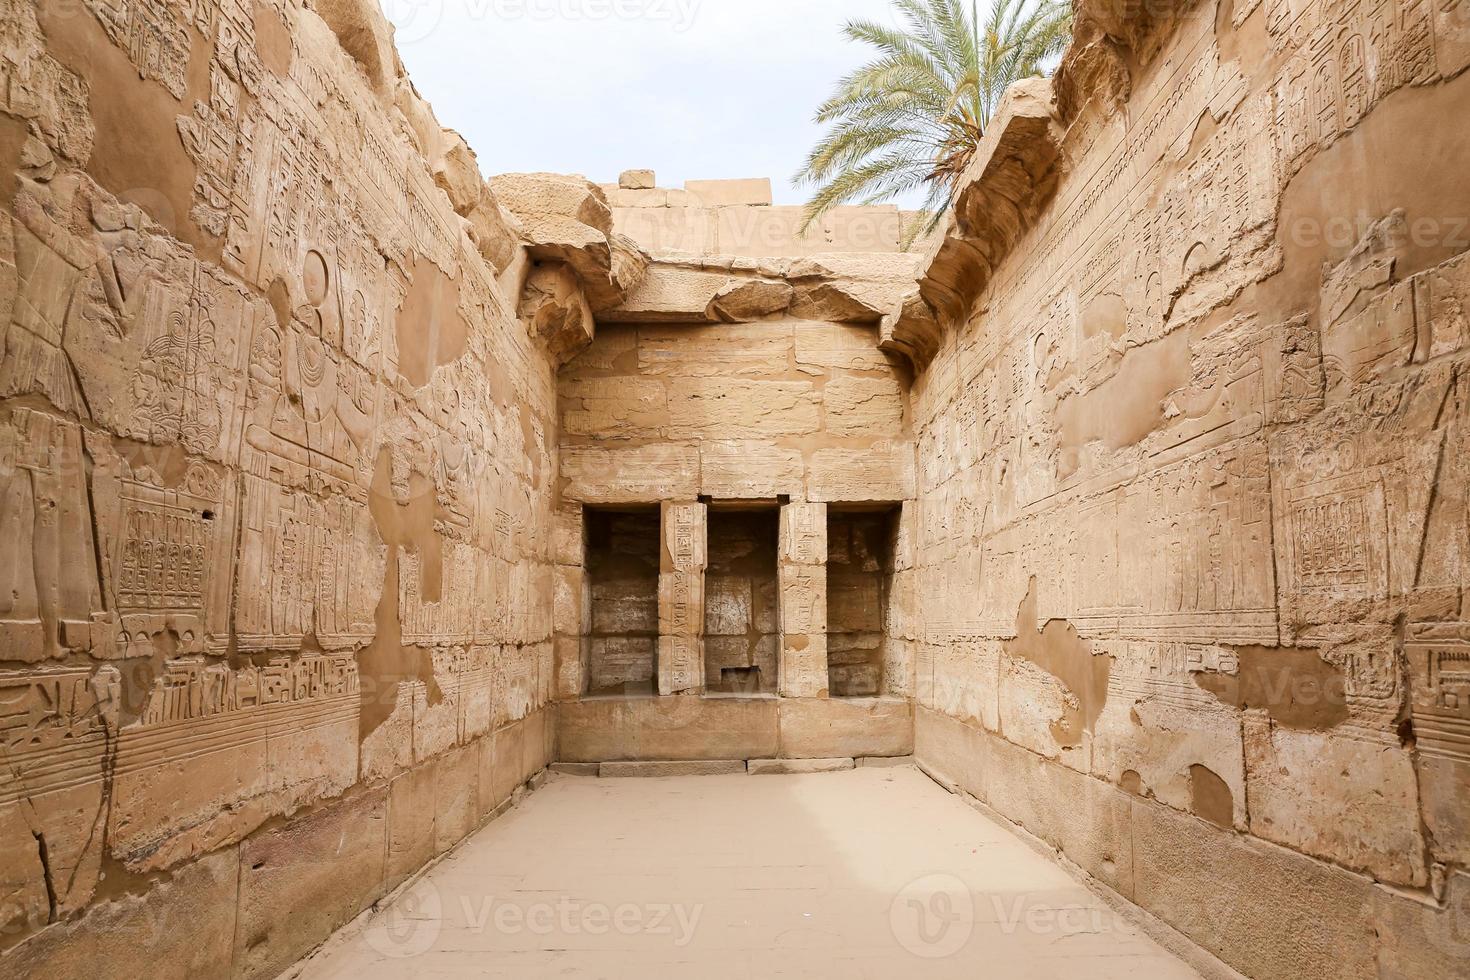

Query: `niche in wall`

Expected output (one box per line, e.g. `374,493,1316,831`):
585,507,660,695
703,507,779,694
827,506,900,697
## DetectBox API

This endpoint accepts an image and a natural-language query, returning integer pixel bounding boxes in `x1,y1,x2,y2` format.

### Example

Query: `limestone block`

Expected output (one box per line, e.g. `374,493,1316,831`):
519,261,594,364
748,757,855,775
657,572,706,638
779,503,827,565
1405,621,1470,867
787,253,925,323
590,582,657,635
235,790,389,980
0,668,117,939
490,719,527,809
553,564,587,636
432,130,484,216
637,322,794,377
588,637,655,690
1243,718,1427,887
492,172,650,310
708,278,795,322
554,635,588,705
560,444,700,504
599,760,746,777
882,638,917,699
1131,794,1378,980
609,265,734,321
779,632,828,699
704,577,753,635
1090,646,1246,830
107,656,360,873
1,849,238,980
620,168,656,189
414,658,460,763
700,441,804,499
879,289,943,371
915,706,988,799
777,697,913,759
1372,870,1470,980
553,506,586,567
823,376,906,437
807,443,916,502
613,206,717,254
434,742,481,852
556,696,780,763
795,321,894,373
687,177,772,207
666,378,821,438
386,764,437,888
658,635,706,696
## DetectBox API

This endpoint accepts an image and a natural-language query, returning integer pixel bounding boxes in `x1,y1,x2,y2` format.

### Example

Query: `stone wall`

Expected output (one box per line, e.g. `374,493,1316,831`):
584,509,660,693
603,171,927,257
905,0,1470,975
0,0,558,974
558,319,915,504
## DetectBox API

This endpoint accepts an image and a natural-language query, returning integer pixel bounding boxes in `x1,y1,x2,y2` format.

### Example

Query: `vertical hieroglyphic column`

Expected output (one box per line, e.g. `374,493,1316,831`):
779,502,828,698
552,505,590,700
658,501,707,696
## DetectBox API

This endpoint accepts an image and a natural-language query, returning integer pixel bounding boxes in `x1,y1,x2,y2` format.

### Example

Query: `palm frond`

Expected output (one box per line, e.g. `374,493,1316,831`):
797,0,1074,241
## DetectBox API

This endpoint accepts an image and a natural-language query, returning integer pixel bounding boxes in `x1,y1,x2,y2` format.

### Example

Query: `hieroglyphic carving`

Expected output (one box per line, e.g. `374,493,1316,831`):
0,406,107,661
1406,622,1470,863
233,476,384,651
83,0,192,99
134,653,359,728
778,502,828,698
657,502,706,695
0,666,119,932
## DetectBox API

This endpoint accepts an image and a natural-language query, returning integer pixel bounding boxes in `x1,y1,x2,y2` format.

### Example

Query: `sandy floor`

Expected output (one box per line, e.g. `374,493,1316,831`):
294,767,1201,979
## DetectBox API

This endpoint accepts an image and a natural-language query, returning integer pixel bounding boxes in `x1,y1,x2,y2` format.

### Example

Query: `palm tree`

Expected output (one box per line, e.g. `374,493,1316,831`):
796,0,1073,245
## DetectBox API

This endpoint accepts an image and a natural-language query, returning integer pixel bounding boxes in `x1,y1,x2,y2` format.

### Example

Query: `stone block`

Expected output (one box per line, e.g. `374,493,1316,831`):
1,849,237,980
687,177,772,207
386,763,437,888
557,696,779,762
619,168,656,189
599,760,747,777
748,757,855,775
235,790,389,980
1131,795,1378,980
433,742,481,853
777,697,912,759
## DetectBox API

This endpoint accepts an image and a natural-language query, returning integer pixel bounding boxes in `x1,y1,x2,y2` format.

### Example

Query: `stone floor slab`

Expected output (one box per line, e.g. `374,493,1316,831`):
294,768,1202,979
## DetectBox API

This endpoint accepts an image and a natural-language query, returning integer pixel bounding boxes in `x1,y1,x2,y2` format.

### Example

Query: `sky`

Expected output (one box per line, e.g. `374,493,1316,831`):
383,0,925,206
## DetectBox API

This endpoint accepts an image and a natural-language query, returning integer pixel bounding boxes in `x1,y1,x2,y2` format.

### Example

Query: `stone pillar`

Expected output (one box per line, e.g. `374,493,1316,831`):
552,505,590,700
778,502,828,698
658,501,707,696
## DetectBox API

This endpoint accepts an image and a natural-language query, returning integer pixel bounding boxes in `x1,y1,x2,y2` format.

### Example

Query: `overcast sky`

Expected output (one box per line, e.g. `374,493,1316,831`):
385,0,923,205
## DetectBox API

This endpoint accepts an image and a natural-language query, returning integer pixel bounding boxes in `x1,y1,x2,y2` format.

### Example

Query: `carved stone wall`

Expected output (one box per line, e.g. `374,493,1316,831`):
558,319,915,505
0,0,556,974
907,0,1470,975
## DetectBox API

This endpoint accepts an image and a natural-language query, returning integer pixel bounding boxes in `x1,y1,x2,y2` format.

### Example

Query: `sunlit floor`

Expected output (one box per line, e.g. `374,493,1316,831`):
293,767,1201,979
